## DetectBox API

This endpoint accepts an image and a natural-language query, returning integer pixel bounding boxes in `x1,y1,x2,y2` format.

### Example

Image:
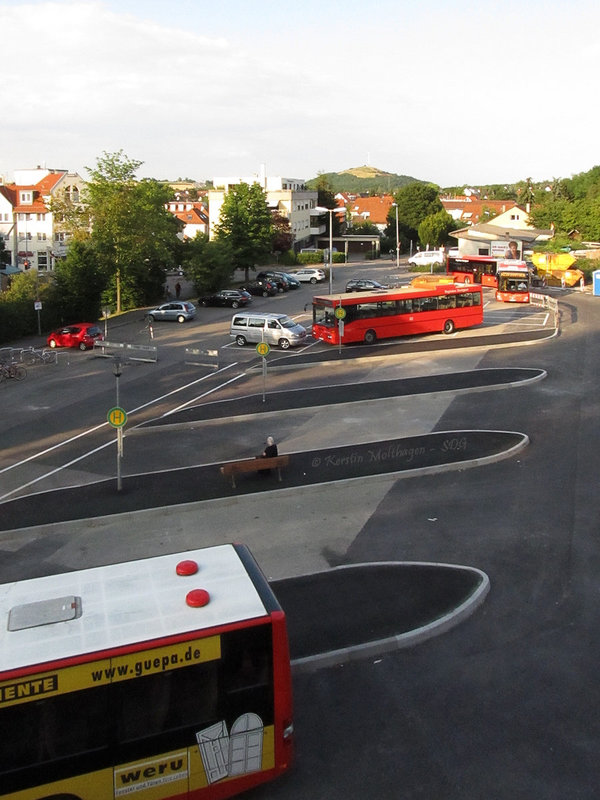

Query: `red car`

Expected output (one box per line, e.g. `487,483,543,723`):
47,323,104,351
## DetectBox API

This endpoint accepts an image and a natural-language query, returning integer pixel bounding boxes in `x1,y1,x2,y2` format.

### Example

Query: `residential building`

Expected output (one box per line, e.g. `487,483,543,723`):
450,206,552,257
0,167,86,272
208,167,318,250
441,196,519,225
166,200,209,239
345,195,394,231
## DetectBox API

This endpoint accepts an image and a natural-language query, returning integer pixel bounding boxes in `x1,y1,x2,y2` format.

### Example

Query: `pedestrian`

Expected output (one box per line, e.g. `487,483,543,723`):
258,436,278,476
175,282,181,299
165,285,172,300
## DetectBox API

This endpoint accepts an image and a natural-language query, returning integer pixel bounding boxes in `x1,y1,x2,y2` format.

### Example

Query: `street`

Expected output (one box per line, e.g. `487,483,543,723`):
0,263,595,798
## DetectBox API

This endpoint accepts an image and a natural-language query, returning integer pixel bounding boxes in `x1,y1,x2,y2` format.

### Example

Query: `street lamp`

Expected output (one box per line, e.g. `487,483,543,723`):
113,357,123,492
392,202,400,270
313,206,346,294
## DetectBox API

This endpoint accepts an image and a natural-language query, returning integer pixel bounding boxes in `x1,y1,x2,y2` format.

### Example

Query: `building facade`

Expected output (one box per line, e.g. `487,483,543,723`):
0,168,86,273
208,168,318,250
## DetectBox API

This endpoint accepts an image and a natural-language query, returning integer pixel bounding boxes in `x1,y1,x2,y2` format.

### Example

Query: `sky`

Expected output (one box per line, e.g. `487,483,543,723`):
1,0,599,188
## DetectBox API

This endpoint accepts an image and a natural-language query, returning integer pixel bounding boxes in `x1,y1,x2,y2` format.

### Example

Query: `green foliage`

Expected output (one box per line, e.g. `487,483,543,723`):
297,251,325,264
53,240,106,320
84,150,180,310
347,220,380,236
393,183,443,231
0,271,64,343
0,237,10,266
214,183,274,280
307,169,419,195
278,249,298,267
182,234,234,294
417,211,456,248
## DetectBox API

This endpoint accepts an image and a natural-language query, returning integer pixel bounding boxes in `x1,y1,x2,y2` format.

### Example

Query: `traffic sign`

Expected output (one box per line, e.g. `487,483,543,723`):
256,342,270,356
334,306,346,320
107,407,127,428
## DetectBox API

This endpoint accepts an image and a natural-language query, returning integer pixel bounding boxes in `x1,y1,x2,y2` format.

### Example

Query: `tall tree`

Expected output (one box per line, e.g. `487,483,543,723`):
182,234,233,294
214,183,273,281
418,211,456,248
392,183,443,244
85,151,180,311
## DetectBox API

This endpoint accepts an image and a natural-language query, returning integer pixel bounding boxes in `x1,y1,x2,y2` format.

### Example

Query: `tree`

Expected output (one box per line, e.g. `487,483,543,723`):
315,176,344,236
85,151,180,311
392,183,443,244
182,234,233,294
271,211,294,253
0,236,11,266
418,211,456,248
348,220,380,236
52,239,106,321
214,182,274,281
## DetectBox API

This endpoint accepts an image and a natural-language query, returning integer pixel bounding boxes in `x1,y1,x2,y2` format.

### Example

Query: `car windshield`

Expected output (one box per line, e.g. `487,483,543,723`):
279,316,298,330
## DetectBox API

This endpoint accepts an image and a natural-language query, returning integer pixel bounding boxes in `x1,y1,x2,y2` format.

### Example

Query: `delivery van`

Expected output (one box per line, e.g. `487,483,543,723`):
230,312,308,350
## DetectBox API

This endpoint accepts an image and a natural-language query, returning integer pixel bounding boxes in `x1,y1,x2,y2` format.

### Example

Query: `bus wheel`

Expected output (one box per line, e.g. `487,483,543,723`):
235,335,247,346
364,329,377,345
443,319,455,334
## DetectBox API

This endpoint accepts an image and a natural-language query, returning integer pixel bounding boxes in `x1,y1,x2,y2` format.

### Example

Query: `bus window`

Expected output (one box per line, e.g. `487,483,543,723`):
437,294,457,310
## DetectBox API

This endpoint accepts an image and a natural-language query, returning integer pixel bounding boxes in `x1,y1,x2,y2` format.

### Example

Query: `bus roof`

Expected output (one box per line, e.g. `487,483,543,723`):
0,545,270,674
313,283,480,305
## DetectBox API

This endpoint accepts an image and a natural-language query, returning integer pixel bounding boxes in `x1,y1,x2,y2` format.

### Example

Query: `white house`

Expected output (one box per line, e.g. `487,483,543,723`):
0,167,86,272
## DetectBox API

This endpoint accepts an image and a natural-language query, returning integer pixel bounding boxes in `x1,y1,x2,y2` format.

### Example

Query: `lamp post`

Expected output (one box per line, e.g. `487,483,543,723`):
392,202,400,270
313,206,346,294
113,357,123,492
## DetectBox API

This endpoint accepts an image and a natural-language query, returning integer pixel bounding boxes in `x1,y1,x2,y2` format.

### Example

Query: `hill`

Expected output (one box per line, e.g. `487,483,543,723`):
306,165,425,194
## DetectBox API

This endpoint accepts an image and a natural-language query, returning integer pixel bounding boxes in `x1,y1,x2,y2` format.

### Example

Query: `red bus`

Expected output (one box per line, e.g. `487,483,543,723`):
0,545,293,800
312,283,483,345
446,254,499,287
495,261,530,303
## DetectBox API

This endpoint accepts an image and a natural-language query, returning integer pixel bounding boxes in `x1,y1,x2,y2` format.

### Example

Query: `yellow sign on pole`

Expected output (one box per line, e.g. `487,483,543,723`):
107,407,127,428
334,306,346,320
256,342,270,356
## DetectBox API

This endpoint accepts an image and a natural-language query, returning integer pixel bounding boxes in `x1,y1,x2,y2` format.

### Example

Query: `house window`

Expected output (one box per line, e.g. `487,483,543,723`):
38,253,48,269
37,232,47,241
19,191,33,204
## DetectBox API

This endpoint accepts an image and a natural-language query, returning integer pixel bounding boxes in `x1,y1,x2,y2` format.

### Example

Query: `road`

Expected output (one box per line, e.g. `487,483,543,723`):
1,264,594,798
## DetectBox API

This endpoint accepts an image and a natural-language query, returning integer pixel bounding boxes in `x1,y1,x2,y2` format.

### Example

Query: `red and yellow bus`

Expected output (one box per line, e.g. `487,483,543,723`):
0,545,293,800
495,261,530,303
312,283,483,345
446,254,499,287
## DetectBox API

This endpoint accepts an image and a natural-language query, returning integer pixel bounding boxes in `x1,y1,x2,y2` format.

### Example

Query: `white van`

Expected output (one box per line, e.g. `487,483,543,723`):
408,250,445,268
230,312,308,350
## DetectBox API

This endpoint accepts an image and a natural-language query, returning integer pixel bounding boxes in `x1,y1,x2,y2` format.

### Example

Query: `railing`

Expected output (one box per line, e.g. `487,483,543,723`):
93,340,158,362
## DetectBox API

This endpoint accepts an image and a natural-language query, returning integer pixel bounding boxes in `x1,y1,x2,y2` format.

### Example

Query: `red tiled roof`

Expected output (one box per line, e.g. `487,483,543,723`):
3,172,67,214
346,194,394,225
441,198,518,223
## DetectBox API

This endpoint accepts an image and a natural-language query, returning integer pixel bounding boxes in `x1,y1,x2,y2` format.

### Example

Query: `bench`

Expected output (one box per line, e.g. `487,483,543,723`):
220,455,290,488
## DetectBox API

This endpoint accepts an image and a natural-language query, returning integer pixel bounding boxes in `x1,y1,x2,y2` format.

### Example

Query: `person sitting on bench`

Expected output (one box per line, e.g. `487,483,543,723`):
259,436,278,475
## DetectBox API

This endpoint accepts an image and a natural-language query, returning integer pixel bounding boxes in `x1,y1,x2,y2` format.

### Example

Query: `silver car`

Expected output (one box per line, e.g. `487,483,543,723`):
147,301,196,323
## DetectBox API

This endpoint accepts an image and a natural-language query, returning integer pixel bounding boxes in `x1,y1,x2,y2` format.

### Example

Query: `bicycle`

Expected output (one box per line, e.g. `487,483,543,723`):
0,362,27,382
20,347,55,365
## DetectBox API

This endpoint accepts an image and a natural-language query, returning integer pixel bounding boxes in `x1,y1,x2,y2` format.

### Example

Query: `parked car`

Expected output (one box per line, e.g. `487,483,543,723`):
240,280,279,297
293,267,326,284
274,271,300,289
199,290,251,308
345,279,389,292
407,250,445,268
46,323,104,351
147,301,196,323
255,271,289,292
230,312,308,349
